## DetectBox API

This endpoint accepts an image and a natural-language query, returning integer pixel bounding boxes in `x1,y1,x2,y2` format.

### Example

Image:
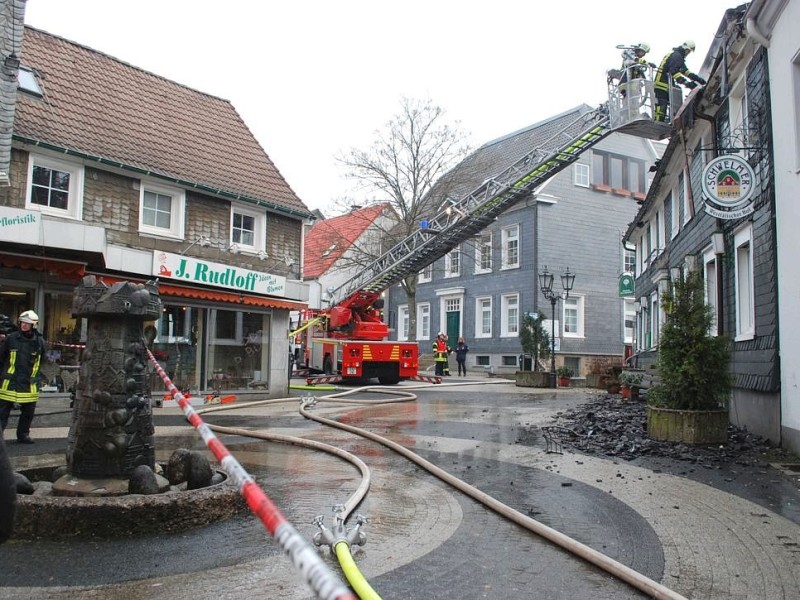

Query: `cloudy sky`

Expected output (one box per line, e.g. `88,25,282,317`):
24,0,740,213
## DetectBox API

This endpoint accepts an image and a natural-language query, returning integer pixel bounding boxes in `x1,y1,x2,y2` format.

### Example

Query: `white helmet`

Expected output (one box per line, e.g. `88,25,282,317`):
635,42,650,53
681,40,696,52
19,309,39,325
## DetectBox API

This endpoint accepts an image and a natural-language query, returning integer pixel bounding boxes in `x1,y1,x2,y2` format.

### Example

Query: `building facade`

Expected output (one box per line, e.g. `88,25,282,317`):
0,18,312,398
387,106,662,376
623,3,796,448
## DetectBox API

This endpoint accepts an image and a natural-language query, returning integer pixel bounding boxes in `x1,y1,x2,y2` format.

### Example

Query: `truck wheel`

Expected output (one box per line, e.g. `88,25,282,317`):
323,355,333,375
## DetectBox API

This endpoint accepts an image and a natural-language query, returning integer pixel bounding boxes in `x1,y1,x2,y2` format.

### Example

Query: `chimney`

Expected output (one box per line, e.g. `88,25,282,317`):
0,0,26,187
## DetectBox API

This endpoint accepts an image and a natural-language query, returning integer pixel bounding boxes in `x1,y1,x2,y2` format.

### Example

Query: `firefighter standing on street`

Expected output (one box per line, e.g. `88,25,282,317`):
0,311,46,444
654,40,706,122
433,332,451,377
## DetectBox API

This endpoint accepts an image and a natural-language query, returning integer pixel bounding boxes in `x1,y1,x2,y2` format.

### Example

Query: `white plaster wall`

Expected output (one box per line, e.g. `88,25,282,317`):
770,0,800,449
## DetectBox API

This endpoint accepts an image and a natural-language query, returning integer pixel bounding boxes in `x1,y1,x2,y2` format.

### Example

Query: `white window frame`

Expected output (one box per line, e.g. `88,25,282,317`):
230,204,266,254
669,189,679,239
703,246,720,337
562,295,584,338
444,246,460,278
474,232,492,274
734,224,755,340
623,246,636,275
26,154,84,220
475,296,492,338
139,181,186,239
501,225,519,270
650,291,660,348
398,305,410,341
418,264,432,283
681,170,692,226
574,163,590,187
417,303,430,341
500,293,519,337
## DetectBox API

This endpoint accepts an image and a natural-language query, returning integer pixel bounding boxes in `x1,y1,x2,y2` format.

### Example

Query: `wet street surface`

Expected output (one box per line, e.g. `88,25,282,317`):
3,380,800,599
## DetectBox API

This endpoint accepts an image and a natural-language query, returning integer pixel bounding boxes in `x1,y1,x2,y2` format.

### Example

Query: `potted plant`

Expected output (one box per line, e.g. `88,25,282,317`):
605,365,622,395
516,313,551,387
646,269,732,444
619,371,644,400
556,365,574,387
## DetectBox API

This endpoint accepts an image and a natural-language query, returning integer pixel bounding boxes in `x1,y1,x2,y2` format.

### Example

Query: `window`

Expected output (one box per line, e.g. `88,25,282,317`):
650,291,662,348
574,163,590,187
623,298,635,344
501,225,519,269
18,67,43,97
398,305,410,340
563,296,584,338
703,248,719,336
500,293,519,337
592,150,646,193
668,190,679,238
502,356,518,367
445,247,460,278
418,303,430,340
139,182,185,239
656,208,664,254
475,296,492,338
734,225,754,340
418,264,432,283
26,154,84,220
475,355,490,367
623,246,636,274
475,232,492,274
230,205,266,253
643,224,652,269
793,52,800,169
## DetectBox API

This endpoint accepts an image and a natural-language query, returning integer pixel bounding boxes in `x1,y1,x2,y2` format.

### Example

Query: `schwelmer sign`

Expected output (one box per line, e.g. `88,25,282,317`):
152,251,286,296
701,154,756,220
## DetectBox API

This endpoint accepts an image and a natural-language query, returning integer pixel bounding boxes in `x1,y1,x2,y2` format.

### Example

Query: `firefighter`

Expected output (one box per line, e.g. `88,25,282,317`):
0,310,46,444
654,41,706,123
433,332,449,376
619,42,654,96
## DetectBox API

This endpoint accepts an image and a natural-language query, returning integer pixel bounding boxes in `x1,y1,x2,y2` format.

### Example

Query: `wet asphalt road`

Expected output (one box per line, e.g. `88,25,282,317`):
2,380,800,599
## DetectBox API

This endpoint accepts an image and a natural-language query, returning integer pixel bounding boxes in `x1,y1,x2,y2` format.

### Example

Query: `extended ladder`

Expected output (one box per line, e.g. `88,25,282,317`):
329,104,612,308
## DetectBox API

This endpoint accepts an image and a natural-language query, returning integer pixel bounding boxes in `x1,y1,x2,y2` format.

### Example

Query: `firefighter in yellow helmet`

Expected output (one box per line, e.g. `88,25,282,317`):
0,310,46,444
654,41,706,122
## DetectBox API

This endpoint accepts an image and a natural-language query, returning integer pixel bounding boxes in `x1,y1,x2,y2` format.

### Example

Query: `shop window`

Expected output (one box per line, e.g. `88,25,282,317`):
149,305,201,393
207,309,270,390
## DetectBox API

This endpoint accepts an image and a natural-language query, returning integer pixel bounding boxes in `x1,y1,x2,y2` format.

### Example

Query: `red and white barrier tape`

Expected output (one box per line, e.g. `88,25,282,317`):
52,342,86,349
145,348,357,600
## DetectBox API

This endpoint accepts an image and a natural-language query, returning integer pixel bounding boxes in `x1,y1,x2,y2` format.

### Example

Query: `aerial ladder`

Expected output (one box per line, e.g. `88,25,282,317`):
295,79,672,385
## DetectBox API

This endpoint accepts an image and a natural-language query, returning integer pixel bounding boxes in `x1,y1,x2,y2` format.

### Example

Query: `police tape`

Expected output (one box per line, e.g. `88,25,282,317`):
145,347,357,600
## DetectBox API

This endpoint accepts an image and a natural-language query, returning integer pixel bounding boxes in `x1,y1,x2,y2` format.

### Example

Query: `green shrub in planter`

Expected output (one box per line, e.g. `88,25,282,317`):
647,269,732,411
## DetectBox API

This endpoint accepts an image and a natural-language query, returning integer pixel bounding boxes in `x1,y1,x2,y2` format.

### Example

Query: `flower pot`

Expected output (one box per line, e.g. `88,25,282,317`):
646,406,729,444
621,385,631,399
558,376,571,387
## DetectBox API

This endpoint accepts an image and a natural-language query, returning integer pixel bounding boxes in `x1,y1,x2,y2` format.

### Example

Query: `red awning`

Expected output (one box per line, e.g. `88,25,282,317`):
0,253,86,280
90,274,307,311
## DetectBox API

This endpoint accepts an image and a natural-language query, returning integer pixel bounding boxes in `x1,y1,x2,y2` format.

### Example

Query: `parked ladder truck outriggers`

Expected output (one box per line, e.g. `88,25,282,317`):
294,70,675,386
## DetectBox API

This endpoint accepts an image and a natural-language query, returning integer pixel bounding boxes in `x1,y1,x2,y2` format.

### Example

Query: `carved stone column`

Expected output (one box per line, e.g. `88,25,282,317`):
65,276,161,481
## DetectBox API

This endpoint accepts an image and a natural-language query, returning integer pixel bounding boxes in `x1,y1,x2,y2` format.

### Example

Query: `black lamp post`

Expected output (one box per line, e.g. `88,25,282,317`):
538,266,575,388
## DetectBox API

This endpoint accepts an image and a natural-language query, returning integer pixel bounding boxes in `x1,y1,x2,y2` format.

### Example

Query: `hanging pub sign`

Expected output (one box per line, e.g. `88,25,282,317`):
701,154,756,220
618,272,635,297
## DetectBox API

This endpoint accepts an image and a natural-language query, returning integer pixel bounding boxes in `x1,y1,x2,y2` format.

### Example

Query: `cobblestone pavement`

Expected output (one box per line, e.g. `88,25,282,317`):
2,380,799,599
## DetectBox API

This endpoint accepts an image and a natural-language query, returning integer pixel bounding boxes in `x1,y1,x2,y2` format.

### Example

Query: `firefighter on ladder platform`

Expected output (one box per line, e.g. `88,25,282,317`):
654,40,706,123
433,332,450,376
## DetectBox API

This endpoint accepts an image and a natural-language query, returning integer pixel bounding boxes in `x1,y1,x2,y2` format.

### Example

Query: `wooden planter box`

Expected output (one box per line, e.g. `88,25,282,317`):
515,371,549,388
646,406,729,444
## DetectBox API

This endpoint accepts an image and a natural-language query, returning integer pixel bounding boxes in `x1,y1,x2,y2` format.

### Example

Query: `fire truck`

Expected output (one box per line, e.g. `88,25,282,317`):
293,72,673,385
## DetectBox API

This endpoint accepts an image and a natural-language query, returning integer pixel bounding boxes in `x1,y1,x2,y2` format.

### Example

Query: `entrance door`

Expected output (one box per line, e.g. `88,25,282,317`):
446,311,460,344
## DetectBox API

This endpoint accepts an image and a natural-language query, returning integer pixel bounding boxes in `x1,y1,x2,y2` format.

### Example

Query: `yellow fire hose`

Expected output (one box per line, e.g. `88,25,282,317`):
335,541,382,600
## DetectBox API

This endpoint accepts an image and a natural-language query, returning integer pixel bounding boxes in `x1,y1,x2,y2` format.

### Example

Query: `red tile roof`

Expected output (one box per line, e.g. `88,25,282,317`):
16,26,311,218
304,204,392,279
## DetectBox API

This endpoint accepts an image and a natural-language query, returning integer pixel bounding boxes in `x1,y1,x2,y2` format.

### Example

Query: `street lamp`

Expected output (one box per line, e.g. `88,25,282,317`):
538,266,575,388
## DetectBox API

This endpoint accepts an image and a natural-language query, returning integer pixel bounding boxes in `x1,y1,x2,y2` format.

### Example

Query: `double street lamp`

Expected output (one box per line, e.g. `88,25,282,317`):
538,266,576,388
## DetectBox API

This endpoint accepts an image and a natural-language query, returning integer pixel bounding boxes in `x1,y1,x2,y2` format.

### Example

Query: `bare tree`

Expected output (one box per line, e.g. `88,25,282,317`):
335,97,472,340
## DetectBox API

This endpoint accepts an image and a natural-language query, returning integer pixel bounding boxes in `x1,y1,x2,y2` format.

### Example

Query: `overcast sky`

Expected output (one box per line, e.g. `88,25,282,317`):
24,0,740,213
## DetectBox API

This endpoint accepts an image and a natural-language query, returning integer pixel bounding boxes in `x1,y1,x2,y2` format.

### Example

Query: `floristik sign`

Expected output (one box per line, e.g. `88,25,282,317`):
701,154,756,220
152,251,286,296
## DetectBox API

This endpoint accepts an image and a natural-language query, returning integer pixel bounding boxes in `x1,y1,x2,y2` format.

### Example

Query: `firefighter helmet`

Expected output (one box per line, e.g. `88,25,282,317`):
18,310,39,325
681,40,696,52
635,43,650,53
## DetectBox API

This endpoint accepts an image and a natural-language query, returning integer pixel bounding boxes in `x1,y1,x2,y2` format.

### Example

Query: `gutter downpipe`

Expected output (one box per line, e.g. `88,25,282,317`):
745,0,771,49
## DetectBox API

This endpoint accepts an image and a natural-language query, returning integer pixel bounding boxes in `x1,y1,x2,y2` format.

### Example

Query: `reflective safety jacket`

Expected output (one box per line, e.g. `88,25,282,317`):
0,329,46,403
654,47,700,92
432,338,449,362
